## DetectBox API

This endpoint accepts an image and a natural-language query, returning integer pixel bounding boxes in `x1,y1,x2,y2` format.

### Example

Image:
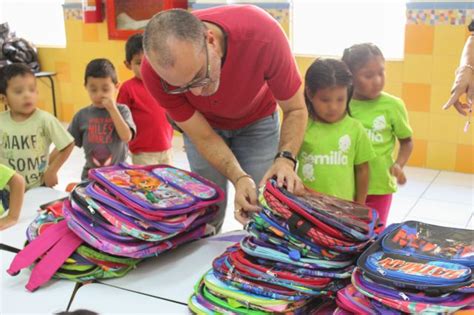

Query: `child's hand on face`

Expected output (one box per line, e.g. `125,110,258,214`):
101,96,116,112
43,168,58,187
390,163,407,185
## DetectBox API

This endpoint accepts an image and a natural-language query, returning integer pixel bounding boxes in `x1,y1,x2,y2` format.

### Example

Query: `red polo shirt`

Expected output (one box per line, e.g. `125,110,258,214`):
117,77,173,153
141,5,301,130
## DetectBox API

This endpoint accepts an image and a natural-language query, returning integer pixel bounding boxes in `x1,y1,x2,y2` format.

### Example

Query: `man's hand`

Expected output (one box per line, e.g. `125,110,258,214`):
260,158,304,194
443,66,474,116
233,175,260,225
43,168,58,187
390,163,407,185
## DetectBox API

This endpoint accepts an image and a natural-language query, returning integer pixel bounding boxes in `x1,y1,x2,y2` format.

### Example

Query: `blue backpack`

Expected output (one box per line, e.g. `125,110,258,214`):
358,221,473,294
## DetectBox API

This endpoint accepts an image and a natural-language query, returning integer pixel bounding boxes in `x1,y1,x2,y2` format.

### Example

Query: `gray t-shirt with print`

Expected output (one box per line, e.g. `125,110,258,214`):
68,104,136,180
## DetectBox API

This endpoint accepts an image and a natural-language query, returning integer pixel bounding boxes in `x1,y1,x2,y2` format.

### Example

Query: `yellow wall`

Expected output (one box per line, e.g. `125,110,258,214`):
12,2,473,173
36,18,133,122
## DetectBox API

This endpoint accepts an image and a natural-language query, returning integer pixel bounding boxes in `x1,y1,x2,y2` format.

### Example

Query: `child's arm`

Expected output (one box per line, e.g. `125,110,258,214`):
102,97,133,142
355,162,369,204
49,148,60,165
0,173,25,230
390,137,414,185
44,142,74,187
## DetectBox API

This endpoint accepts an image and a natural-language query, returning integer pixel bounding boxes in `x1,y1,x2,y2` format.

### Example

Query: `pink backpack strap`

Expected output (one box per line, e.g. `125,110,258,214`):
7,220,69,276
25,229,83,292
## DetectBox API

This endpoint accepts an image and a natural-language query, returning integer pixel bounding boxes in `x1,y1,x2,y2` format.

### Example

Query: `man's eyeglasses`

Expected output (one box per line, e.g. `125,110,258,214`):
161,37,211,95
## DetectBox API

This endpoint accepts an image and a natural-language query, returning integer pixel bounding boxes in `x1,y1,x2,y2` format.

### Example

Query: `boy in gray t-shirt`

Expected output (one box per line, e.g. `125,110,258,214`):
68,58,136,180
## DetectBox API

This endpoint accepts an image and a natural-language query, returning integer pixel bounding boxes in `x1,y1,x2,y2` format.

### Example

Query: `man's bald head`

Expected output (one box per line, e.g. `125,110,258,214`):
143,9,206,68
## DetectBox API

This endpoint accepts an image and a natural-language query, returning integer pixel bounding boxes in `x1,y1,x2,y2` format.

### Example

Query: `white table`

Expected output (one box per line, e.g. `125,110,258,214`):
0,187,67,249
100,230,246,304
68,282,188,314
0,250,76,315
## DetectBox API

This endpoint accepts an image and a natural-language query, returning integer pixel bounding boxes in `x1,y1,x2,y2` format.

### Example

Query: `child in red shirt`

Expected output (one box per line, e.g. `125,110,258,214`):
118,33,173,165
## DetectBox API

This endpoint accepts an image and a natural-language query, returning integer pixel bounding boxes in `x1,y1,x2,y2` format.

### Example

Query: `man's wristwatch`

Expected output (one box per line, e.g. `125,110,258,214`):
274,151,297,170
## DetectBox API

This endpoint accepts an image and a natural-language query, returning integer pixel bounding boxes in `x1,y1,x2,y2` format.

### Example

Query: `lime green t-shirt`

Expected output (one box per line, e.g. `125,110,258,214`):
0,109,74,190
297,115,375,201
349,92,413,195
0,164,15,214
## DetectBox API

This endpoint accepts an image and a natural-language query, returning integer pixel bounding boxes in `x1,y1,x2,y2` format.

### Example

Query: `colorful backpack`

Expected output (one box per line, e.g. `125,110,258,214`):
189,179,380,314
381,220,473,267
8,199,140,291
9,164,224,291
351,268,474,314
351,220,474,314
259,180,379,253
190,270,319,314
213,244,332,297
358,221,474,294
88,164,223,218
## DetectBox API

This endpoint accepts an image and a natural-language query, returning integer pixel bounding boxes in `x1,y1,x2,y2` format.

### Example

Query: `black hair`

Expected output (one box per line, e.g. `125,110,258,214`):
0,63,35,94
304,58,353,118
342,43,384,73
125,33,144,63
84,58,118,85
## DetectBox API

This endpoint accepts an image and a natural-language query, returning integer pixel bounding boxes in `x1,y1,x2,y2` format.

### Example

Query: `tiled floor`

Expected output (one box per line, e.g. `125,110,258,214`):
56,134,474,232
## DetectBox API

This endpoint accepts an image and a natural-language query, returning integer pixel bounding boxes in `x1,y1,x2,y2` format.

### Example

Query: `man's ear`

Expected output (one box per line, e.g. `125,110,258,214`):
124,60,131,70
206,29,217,48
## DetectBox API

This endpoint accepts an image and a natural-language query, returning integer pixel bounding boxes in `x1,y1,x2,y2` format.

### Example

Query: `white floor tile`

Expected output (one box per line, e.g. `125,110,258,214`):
403,166,439,182
467,214,474,229
406,199,473,228
432,171,474,188
422,183,474,205
386,196,418,225
396,180,432,199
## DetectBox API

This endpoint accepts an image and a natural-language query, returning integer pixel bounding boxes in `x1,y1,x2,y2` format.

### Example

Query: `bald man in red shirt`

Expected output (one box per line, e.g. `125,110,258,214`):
142,5,307,232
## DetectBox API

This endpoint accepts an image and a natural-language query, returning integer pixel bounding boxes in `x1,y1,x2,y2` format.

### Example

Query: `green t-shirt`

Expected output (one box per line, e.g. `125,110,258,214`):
0,109,74,190
0,164,15,214
297,115,375,201
349,92,413,195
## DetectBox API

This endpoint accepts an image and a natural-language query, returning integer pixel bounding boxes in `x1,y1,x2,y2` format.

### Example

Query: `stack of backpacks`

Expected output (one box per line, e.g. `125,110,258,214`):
7,164,224,291
336,221,474,314
188,179,381,314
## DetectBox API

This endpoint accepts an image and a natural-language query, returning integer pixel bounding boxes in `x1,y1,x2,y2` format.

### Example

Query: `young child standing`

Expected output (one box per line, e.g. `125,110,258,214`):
342,43,414,227
68,58,136,180
0,64,74,190
0,164,25,230
117,33,173,165
297,58,375,204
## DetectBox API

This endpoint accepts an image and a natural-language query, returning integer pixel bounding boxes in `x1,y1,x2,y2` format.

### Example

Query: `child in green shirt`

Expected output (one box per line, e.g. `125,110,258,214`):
297,58,375,204
0,164,25,230
342,43,414,227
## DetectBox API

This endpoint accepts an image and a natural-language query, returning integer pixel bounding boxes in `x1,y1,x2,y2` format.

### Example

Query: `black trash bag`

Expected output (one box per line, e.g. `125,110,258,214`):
2,38,40,72
0,22,10,61
0,22,40,72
